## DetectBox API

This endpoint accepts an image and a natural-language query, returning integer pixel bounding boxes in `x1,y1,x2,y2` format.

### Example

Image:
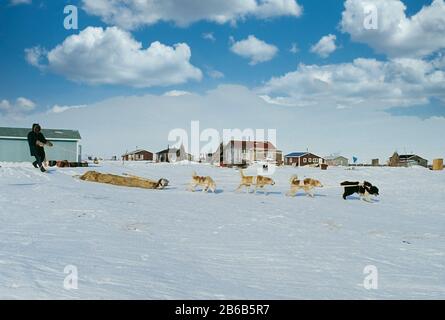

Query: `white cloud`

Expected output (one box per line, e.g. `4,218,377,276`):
290,43,299,54
25,46,47,69
258,95,296,106
341,0,445,58
202,32,216,42
0,97,36,115
230,35,278,65
81,0,302,29
16,97,36,111
3,85,444,162
163,90,193,97
258,57,445,109
207,68,225,79
49,104,87,114
0,100,11,111
25,27,202,88
10,0,31,5
310,34,337,58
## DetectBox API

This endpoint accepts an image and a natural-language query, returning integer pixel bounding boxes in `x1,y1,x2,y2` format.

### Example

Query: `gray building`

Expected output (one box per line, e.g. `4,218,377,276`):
0,127,81,162
325,155,349,166
389,152,428,168
156,145,192,163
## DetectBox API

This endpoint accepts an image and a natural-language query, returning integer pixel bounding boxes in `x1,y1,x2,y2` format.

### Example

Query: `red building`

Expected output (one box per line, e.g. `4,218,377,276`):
122,149,153,161
285,152,325,167
212,140,282,167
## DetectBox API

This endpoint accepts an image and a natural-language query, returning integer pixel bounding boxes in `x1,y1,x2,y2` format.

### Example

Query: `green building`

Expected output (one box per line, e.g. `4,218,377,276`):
0,127,82,162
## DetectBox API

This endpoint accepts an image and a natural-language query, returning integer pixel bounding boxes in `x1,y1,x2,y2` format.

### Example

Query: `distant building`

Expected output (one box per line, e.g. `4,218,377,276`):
372,159,380,166
122,149,153,161
285,152,325,167
156,145,192,163
325,155,349,167
212,140,282,167
389,152,428,168
0,126,81,162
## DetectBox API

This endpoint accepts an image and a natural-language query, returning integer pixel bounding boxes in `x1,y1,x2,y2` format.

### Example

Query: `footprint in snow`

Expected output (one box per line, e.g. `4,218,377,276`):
322,220,342,231
73,211,97,219
126,223,149,233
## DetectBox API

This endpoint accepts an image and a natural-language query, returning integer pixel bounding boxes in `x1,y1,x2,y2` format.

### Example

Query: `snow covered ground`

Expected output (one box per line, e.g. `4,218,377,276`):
0,161,444,299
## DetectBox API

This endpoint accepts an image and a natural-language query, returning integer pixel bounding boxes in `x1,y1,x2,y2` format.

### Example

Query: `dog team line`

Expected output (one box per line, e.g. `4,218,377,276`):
190,170,379,202
79,170,380,202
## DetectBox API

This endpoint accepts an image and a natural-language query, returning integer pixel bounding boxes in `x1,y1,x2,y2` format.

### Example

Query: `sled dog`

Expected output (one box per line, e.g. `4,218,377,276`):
286,175,323,197
236,170,275,194
340,181,379,202
188,171,216,193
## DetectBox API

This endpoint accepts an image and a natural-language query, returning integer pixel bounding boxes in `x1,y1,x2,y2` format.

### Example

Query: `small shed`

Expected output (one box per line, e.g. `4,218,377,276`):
433,159,443,171
156,145,192,163
325,156,349,167
0,127,81,162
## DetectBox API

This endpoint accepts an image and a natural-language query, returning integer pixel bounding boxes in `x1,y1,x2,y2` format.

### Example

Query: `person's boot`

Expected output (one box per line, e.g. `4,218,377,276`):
32,161,38,168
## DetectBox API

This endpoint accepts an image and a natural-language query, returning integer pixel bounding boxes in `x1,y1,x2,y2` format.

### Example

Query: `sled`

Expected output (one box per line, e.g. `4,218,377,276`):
78,171,169,190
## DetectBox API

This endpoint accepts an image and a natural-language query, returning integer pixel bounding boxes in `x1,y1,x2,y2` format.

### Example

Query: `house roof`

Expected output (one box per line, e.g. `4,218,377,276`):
285,152,308,158
285,152,325,159
0,127,81,140
226,140,276,150
325,155,348,161
122,149,152,156
156,147,179,154
399,154,426,160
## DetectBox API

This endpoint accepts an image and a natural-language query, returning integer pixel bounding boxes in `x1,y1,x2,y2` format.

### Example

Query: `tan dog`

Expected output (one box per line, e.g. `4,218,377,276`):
236,170,256,193
79,171,169,189
254,175,275,194
188,171,216,193
287,175,323,197
236,170,275,194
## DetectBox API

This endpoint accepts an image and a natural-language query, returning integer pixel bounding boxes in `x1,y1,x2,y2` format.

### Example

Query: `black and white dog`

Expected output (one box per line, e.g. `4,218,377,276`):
340,181,379,202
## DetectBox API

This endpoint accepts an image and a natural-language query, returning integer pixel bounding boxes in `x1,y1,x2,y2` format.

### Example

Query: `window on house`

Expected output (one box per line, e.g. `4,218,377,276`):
303,158,307,163
308,158,312,163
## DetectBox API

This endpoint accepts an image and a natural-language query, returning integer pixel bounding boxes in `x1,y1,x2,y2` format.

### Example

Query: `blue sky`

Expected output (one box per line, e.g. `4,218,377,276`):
1,0,444,160
0,0,406,107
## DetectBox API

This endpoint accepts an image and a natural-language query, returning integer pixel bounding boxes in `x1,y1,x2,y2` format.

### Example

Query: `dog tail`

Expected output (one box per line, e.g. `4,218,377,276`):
192,171,197,177
341,181,359,186
240,169,245,177
289,174,298,184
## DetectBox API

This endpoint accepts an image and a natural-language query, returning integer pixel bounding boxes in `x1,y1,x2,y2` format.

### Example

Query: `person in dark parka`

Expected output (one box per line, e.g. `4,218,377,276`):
27,124,53,172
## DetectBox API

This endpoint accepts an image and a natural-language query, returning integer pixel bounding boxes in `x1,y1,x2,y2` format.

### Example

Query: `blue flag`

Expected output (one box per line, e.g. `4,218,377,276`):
352,156,358,164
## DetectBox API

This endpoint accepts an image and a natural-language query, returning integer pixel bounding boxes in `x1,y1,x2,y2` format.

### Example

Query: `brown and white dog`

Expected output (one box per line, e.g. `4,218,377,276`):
188,171,216,193
236,170,275,194
286,175,323,197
